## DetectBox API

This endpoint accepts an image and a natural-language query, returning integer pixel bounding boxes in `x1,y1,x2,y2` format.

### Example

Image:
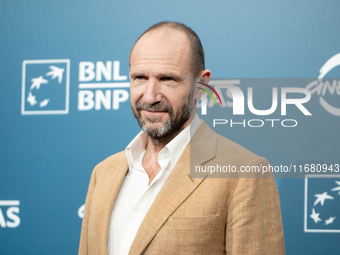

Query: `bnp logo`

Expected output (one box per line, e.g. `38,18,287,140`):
21,59,70,115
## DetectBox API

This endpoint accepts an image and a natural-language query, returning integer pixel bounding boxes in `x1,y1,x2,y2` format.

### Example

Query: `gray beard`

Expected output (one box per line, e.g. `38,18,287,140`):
132,89,194,140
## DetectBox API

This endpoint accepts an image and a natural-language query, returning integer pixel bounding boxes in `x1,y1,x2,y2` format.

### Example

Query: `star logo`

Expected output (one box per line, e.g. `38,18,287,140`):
314,192,334,206
325,216,336,225
310,208,322,223
30,76,48,90
26,92,37,106
21,59,70,115
331,181,340,195
46,65,64,83
304,175,340,233
40,99,50,108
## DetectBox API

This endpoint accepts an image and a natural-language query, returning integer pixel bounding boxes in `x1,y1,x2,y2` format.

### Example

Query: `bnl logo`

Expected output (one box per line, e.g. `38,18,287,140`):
304,175,340,232
21,59,70,115
0,200,20,228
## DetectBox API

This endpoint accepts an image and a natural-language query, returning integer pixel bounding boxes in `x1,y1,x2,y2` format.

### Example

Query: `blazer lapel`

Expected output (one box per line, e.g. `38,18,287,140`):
129,120,216,255
91,153,129,253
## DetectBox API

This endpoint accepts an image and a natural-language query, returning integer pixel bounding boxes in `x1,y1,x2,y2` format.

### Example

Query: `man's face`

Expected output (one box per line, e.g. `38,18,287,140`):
129,31,194,140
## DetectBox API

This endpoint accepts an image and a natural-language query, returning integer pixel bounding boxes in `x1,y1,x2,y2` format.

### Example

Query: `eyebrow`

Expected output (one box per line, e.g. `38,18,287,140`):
130,72,183,81
157,73,183,81
130,72,144,79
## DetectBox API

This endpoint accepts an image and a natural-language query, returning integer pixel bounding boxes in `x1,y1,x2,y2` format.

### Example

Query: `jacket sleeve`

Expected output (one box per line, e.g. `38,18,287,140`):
225,158,285,254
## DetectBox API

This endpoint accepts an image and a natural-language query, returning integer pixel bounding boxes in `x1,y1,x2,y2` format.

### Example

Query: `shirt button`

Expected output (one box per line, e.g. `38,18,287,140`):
125,245,130,249
134,208,140,213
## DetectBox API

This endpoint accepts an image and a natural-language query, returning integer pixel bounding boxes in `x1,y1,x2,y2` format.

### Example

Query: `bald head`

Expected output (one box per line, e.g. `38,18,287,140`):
129,21,205,78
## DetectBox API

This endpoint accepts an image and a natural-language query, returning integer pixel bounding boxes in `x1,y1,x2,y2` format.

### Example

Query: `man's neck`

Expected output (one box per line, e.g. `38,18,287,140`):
142,114,193,185
142,125,186,185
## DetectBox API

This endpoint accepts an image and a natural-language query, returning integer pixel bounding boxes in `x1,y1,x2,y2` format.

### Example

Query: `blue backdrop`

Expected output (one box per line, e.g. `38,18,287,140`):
1,0,340,254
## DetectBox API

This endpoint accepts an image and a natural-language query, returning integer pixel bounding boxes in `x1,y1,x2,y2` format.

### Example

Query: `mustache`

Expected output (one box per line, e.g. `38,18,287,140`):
136,101,173,113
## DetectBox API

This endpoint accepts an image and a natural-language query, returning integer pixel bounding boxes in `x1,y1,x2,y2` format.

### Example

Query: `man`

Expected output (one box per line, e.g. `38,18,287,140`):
79,21,285,254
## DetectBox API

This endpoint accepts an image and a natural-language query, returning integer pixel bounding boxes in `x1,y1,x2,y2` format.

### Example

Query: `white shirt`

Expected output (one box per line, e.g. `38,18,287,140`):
107,114,201,255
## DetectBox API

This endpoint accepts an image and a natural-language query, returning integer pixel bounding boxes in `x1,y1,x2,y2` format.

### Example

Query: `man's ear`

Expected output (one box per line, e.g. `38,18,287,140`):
200,69,211,84
194,69,211,100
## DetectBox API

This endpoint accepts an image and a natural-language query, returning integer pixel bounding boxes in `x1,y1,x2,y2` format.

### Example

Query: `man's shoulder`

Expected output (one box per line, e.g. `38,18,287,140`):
102,150,126,163
192,121,269,175
93,150,127,176
215,133,263,163
197,120,266,164
215,131,268,171
204,131,272,178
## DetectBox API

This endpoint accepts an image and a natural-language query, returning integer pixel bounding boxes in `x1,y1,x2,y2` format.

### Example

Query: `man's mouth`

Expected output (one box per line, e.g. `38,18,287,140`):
142,109,167,116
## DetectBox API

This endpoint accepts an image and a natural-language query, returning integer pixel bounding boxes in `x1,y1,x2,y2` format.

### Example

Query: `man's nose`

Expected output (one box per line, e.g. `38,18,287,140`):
142,79,162,104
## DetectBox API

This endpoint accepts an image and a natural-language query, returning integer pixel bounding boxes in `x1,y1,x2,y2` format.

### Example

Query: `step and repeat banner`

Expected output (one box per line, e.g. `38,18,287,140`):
1,0,339,254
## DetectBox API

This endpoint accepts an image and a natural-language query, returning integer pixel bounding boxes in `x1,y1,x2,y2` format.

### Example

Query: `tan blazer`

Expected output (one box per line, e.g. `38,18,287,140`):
79,121,285,254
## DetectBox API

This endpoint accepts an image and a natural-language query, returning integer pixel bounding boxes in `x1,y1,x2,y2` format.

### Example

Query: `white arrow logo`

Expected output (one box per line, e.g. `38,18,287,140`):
26,92,37,106
30,76,48,90
46,65,64,83
40,99,50,108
